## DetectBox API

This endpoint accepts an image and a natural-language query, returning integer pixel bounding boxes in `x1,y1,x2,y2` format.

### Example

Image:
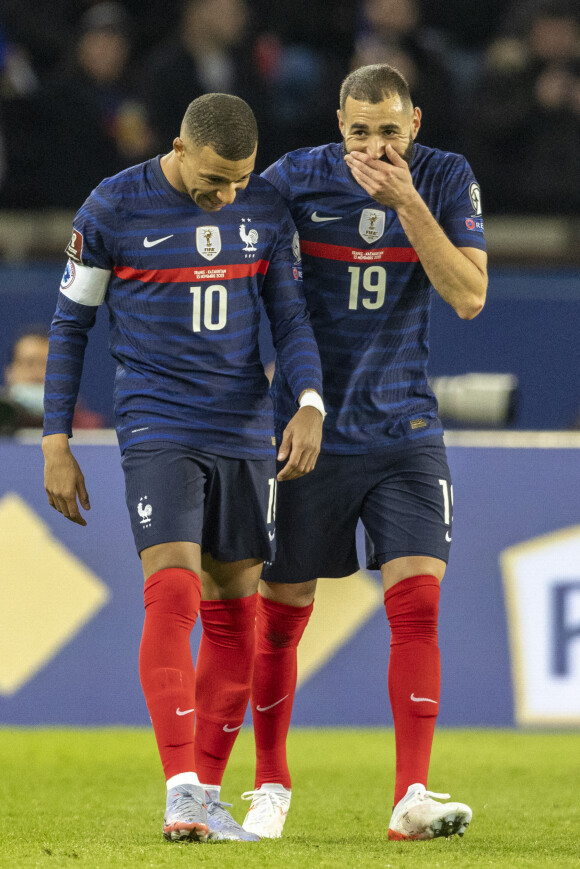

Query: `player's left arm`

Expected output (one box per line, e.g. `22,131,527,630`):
394,194,487,320
345,145,487,320
261,201,325,479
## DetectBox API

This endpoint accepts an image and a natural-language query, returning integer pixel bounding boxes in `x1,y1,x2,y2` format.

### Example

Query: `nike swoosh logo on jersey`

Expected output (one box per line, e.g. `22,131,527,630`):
143,234,174,247
410,693,438,704
256,694,289,712
175,707,195,716
445,531,452,542
310,212,342,222
223,723,243,732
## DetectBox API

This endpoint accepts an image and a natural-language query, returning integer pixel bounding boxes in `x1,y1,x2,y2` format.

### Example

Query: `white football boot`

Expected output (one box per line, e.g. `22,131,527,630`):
241,783,291,838
388,783,472,840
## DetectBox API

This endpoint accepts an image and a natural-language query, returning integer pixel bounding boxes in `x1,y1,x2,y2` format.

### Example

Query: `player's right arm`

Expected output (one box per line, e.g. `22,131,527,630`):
344,146,487,320
43,433,90,526
42,263,108,524
43,203,113,524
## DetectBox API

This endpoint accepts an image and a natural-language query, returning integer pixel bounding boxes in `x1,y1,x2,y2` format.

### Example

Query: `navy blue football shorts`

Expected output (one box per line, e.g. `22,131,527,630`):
262,435,453,583
121,441,277,562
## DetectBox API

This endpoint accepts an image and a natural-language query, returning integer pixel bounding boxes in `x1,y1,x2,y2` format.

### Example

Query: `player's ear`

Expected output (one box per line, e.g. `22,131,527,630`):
173,137,185,159
411,107,421,140
337,109,345,137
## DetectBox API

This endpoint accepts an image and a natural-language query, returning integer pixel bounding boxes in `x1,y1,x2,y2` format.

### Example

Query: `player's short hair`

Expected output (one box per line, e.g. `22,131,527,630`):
339,64,413,113
181,93,258,160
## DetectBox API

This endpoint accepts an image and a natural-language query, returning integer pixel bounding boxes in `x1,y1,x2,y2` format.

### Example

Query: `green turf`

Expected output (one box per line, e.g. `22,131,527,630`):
1,727,579,867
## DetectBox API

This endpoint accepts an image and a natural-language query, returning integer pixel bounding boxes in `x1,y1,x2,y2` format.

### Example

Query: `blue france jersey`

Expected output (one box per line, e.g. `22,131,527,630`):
262,142,486,454
44,157,322,458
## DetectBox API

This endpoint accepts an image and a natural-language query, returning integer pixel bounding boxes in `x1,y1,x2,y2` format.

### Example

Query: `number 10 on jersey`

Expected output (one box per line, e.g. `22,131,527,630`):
190,285,228,331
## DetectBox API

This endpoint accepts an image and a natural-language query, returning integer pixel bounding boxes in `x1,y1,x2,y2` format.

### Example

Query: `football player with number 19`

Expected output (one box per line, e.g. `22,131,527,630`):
41,93,324,844
242,64,488,841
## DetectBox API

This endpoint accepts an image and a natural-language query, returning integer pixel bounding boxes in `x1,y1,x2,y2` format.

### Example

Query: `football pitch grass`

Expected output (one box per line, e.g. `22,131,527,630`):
1,728,579,868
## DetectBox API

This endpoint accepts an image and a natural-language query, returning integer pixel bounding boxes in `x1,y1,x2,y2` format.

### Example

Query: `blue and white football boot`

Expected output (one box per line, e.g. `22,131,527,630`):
205,788,260,841
163,783,210,842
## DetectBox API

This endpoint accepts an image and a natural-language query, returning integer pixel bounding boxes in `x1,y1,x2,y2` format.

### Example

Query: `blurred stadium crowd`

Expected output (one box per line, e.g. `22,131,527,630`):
0,0,579,216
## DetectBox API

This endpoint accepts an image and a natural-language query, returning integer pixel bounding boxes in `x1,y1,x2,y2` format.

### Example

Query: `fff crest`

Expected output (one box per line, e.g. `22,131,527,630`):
358,209,385,245
196,226,221,261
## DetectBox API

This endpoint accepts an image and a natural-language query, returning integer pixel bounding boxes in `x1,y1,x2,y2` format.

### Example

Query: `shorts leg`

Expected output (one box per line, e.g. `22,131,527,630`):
360,441,453,570
121,441,209,555
202,455,277,563
263,453,366,583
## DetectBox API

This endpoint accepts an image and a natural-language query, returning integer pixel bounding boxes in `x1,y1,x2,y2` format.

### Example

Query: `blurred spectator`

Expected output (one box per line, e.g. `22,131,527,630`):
468,0,580,214
0,0,177,75
0,329,104,432
139,0,350,168
253,0,354,61
118,0,181,65
0,0,78,78
420,0,506,51
0,111,4,191
1,0,579,215
0,21,40,206
497,0,578,38
141,0,261,153
2,329,48,427
33,2,154,207
250,34,343,162
351,0,459,152
250,0,355,160
419,0,507,101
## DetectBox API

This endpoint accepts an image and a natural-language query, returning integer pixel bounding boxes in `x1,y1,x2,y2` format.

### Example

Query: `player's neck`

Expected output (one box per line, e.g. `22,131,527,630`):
160,152,186,194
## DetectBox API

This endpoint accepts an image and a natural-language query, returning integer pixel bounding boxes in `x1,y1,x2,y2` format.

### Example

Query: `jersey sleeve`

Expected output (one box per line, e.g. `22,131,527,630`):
64,183,119,269
438,155,486,252
43,190,115,437
261,154,294,204
260,200,323,404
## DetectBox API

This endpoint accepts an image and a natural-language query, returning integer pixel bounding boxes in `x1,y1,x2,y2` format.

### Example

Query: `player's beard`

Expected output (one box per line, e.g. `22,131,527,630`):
400,136,415,165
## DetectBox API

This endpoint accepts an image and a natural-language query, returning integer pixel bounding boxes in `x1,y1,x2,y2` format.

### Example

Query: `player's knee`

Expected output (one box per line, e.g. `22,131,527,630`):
144,567,201,617
259,579,316,609
257,595,314,650
385,574,440,626
411,581,440,622
265,628,297,649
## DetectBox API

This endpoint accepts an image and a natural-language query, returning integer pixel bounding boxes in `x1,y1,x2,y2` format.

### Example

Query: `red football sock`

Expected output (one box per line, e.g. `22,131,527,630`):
384,574,441,806
251,595,313,789
139,568,201,781
194,594,257,785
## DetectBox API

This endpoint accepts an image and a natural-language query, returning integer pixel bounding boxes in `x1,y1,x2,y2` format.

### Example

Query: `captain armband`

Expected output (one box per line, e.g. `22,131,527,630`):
59,258,111,306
